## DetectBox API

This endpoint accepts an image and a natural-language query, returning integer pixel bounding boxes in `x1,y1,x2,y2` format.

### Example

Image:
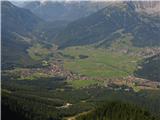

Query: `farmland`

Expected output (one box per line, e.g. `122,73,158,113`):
67,79,103,89
62,46,141,78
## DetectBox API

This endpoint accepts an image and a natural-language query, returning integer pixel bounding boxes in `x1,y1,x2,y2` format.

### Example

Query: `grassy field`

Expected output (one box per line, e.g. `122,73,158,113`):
3,68,54,81
27,43,53,61
18,72,54,80
68,80,103,89
61,46,141,78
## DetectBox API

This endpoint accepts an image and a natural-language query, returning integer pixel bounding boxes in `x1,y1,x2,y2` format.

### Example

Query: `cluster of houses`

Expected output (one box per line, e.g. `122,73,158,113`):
138,47,160,58
17,61,160,91
16,61,90,81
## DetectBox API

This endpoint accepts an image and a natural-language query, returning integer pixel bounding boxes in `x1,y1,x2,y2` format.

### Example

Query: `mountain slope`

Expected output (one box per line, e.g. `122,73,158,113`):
132,1,160,15
1,1,42,69
54,2,160,48
2,1,42,36
33,20,69,43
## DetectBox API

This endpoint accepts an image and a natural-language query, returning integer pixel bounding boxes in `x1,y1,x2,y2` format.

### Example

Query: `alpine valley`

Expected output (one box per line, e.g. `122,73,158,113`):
1,1,160,120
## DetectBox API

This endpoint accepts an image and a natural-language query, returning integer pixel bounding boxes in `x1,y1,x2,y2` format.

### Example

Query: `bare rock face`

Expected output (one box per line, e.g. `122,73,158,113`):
127,1,160,15
134,1,160,9
21,0,160,22
103,1,160,15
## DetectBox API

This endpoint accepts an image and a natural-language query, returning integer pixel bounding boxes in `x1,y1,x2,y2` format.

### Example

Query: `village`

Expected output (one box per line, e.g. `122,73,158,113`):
10,59,160,92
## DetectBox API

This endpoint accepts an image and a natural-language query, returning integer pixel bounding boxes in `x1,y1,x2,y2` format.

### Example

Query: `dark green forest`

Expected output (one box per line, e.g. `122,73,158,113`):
2,76,160,120
135,54,160,82
77,101,158,120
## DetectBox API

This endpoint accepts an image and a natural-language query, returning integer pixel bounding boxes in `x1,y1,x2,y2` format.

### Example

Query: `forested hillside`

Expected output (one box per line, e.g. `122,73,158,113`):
1,1,43,69
77,101,157,120
135,54,160,82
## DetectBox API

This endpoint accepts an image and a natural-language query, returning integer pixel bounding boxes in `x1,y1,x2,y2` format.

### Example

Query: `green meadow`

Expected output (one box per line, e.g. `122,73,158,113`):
61,46,141,78
68,80,103,89
27,43,52,61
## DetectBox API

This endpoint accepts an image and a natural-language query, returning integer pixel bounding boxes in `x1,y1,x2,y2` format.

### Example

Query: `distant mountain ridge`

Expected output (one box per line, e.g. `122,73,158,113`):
130,1,160,15
22,1,160,22
53,1,160,48
23,1,111,21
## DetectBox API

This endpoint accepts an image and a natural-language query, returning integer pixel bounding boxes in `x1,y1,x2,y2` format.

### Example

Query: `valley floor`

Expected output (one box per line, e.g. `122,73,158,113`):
2,46,160,120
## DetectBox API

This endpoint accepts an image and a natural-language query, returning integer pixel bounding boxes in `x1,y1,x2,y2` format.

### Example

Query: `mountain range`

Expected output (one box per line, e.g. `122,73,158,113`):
54,1,160,48
22,1,160,22
23,1,109,21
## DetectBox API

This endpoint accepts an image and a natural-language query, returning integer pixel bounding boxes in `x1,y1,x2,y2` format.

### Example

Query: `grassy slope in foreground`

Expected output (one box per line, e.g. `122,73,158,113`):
61,46,141,78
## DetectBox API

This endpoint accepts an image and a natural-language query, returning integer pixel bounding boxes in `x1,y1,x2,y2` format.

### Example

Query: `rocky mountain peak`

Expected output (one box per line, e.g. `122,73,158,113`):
125,1,160,15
